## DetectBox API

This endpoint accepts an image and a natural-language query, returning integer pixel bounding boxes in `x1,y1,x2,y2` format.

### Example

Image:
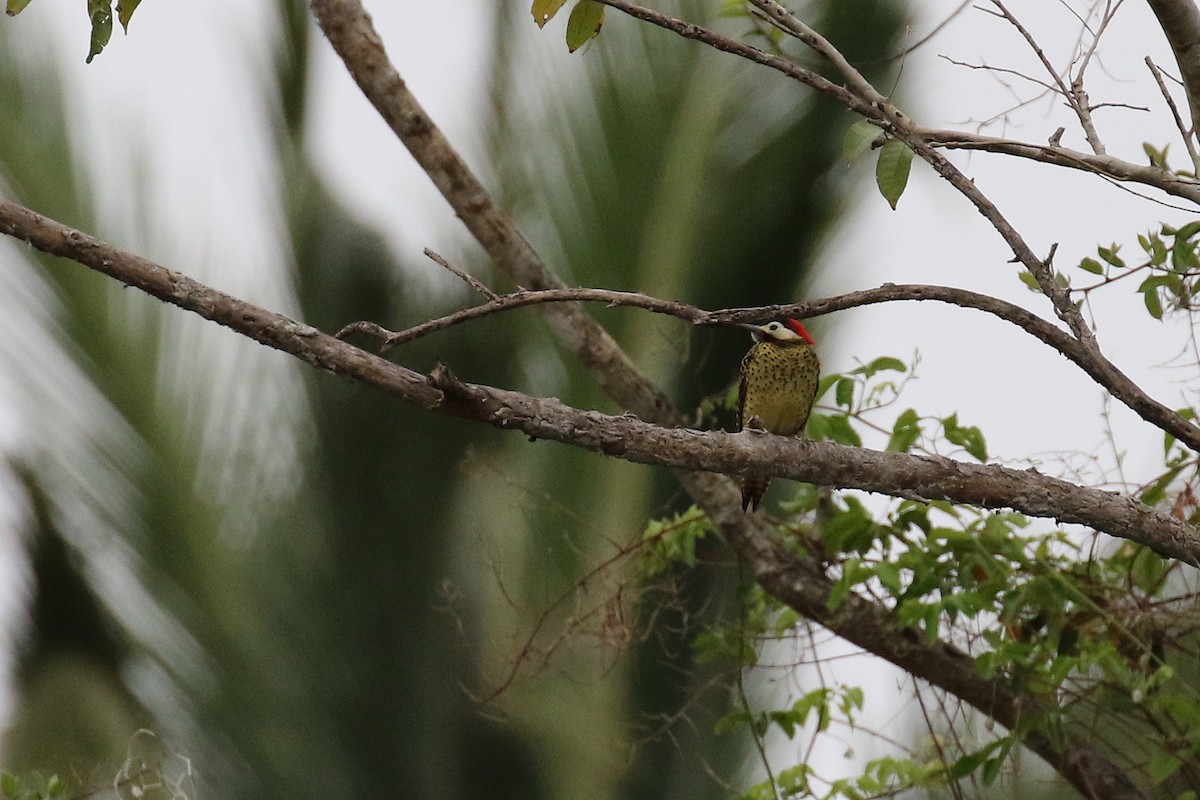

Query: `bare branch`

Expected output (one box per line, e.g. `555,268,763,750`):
915,126,1200,201
989,0,1107,154
939,54,1063,95
339,287,705,350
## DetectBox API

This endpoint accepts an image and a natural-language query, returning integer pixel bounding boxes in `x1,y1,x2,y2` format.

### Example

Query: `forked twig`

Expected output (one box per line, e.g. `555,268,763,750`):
1147,55,1200,174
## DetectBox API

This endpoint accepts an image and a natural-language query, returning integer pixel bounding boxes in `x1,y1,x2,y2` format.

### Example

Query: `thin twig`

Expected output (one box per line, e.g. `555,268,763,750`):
989,0,1106,155
939,55,1062,95
333,275,1200,454
424,248,499,300
343,287,704,350
1147,55,1200,174
747,0,900,123
861,0,973,66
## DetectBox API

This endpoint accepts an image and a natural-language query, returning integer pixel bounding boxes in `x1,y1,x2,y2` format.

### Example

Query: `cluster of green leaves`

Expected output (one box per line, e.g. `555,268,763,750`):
716,684,864,740
740,753,964,800
640,461,1197,794
4,0,141,62
844,120,914,210
531,0,605,53
809,354,910,448
640,505,717,577
821,495,1200,792
808,354,989,462
0,772,67,800
1020,221,1200,320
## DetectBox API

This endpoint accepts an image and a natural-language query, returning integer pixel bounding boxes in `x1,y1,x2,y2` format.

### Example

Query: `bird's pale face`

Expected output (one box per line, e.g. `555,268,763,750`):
741,319,815,345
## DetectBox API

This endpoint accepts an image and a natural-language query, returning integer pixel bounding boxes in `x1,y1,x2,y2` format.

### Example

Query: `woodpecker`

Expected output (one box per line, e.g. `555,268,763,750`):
737,319,820,511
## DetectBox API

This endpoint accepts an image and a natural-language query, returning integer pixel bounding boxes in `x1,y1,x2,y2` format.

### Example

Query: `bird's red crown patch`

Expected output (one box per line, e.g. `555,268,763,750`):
784,319,816,344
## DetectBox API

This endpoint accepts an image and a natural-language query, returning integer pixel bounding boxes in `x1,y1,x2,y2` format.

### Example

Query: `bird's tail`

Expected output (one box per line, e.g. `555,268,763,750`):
741,476,770,512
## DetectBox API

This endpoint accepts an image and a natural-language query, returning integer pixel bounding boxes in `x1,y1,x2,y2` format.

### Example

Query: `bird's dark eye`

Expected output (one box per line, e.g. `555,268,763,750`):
769,322,780,330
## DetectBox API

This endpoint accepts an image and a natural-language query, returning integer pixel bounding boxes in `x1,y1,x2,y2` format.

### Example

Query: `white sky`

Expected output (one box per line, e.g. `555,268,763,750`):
2,0,1198,792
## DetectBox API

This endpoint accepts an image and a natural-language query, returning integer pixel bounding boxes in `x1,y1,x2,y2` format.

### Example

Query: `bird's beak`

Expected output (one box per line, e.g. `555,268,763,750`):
736,322,763,331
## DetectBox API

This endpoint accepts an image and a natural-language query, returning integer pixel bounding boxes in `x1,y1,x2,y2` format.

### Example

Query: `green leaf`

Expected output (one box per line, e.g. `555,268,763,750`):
835,377,854,408
86,0,113,63
1139,275,1167,320
806,413,830,441
1143,142,1170,170
949,742,1000,779
887,408,921,453
851,355,906,378
1171,238,1199,273
842,685,864,713
1097,244,1125,267
824,500,877,556
5,0,34,15
565,0,604,52
843,119,879,163
981,755,1004,785
1174,220,1200,241
874,560,903,594
1131,547,1169,594
717,0,752,18
1077,257,1104,275
942,414,987,462
714,709,751,735
775,765,810,794
1150,234,1169,266
1017,270,1040,291
1148,752,1183,784
531,0,568,27
1140,466,1182,506
1164,407,1197,456
814,373,840,402
116,0,139,30
825,414,862,447
875,139,913,209
0,772,19,800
